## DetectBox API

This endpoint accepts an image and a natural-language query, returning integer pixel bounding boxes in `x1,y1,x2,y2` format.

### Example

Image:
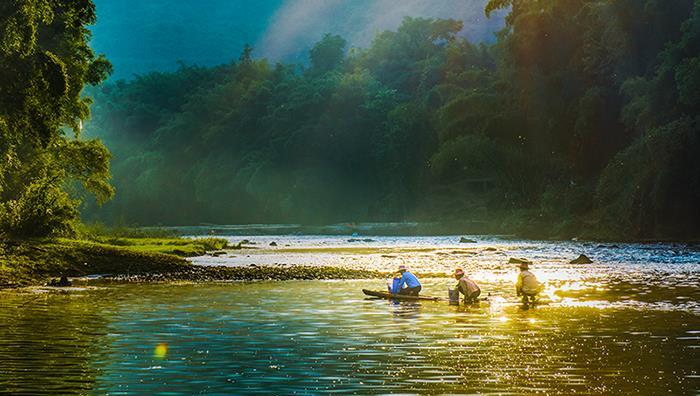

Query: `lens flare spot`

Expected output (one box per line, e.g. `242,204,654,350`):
154,343,168,359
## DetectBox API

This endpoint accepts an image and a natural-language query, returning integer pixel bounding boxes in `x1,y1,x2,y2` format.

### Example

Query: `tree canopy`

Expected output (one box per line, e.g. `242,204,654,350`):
0,0,113,237
12,0,696,240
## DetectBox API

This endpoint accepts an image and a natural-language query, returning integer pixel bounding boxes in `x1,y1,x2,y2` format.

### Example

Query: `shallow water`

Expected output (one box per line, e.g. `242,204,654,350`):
1,279,699,394
2,235,700,394
192,235,700,314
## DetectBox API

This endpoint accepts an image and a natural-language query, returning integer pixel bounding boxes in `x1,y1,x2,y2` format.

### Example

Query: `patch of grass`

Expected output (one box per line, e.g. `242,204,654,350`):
69,236,228,257
0,237,394,287
76,223,180,239
0,234,228,287
0,238,192,287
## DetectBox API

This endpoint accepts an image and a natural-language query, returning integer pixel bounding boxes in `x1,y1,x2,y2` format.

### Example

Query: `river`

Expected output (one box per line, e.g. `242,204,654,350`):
1,234,699,394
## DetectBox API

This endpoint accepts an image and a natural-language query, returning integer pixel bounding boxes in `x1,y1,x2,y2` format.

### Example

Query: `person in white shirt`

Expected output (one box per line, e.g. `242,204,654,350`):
453,268,481,304
515,262,543,304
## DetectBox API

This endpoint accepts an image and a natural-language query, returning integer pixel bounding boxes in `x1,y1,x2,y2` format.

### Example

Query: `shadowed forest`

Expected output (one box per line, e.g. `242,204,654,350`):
83,0,700,239
2,0,700,241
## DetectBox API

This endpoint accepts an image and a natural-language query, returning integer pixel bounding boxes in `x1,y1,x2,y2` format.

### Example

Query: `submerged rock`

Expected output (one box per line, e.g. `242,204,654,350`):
459,237,477,243
570,254,593,264
508,257,531,265
269,241,277,246
48,276,72,287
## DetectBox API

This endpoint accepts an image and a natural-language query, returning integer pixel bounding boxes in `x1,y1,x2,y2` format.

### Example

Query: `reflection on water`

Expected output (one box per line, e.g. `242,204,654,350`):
1,279,698,394
0,289,109,394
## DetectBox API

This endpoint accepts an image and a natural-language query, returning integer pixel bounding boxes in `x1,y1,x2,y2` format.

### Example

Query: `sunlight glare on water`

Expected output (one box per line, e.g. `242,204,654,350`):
0,278,698,395
1,236,699,394
191,235,700,314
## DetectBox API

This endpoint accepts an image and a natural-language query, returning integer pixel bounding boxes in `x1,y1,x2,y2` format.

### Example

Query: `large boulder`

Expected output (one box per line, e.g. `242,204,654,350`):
570,254,593,264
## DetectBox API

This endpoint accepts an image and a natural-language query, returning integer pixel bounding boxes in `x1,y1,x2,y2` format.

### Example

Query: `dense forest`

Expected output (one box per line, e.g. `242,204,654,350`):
2,1,699,241
82,0,700,239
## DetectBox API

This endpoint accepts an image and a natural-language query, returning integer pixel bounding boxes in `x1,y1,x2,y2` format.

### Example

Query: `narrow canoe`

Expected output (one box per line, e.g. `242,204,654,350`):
362,289,441,301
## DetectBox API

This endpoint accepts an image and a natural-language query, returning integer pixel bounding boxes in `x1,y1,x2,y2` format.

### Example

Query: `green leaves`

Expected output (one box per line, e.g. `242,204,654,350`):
56,139,115,204
86,54,113,86
675,56,700,107
309,34,346,74
485,0,512,18
0,1,114,237
0,176,79,238
78,2,700,239
596,118,700,237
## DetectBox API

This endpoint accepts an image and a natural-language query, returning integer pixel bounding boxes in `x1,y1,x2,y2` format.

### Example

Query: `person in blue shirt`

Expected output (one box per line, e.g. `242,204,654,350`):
396,265,422,295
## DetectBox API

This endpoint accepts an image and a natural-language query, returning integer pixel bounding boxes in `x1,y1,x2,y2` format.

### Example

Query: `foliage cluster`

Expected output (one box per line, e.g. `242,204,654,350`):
4,1,699,240
85,1,700,239
0,0,113,238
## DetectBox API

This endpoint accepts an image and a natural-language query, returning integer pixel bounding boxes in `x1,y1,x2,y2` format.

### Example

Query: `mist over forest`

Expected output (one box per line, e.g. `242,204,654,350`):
78,0,700,240
90,0,505,79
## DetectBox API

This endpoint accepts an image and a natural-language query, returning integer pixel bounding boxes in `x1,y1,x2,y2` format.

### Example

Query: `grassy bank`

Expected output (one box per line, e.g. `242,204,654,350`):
0,235,388,288
0,236,226,287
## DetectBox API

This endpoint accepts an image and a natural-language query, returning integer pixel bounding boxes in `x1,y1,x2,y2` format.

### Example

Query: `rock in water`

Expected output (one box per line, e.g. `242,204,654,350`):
49,276,72,287
348,238,376,243
459,237,477,243
508,257,531,264
269,241,277,246
570,254,593,264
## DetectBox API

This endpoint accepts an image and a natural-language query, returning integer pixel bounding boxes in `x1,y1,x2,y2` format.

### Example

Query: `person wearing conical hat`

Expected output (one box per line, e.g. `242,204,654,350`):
396,264,421,296
453,268,481,304
515,262,543,305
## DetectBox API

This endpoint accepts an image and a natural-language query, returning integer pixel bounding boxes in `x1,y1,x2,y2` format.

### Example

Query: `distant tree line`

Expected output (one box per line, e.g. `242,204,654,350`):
14,0,698,240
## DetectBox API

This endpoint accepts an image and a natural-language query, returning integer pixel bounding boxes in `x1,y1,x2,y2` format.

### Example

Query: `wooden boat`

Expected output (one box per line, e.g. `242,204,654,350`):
362,289,441,301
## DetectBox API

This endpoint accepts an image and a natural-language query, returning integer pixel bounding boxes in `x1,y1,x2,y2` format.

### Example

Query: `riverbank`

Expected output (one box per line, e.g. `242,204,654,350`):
0,237,212,287
0,237,387,288
4,229,697,289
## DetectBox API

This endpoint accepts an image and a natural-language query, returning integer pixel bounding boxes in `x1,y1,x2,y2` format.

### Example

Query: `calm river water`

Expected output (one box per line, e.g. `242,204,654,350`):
1,235,699,394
